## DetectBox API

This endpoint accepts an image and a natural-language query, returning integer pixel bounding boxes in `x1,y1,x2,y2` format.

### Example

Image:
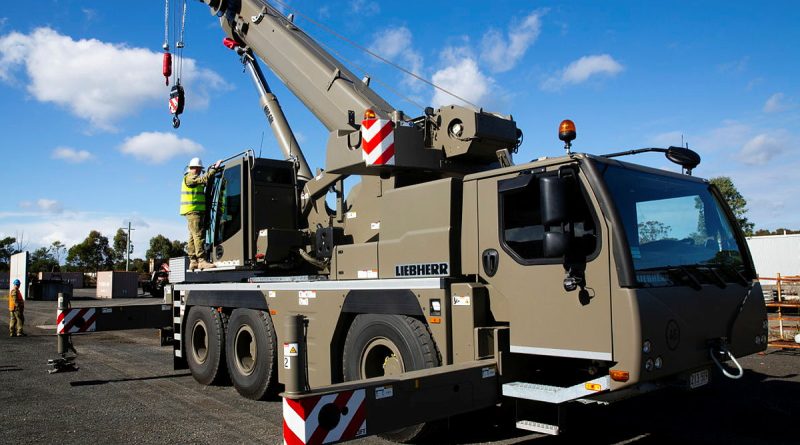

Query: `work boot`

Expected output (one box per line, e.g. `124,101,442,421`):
8,333,15,337
198,259,216,270
17,333,26,337
189,260,198,270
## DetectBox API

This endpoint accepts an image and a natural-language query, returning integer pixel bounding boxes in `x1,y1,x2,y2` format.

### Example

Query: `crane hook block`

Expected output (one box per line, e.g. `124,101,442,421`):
162,52,173,86
169,84,185,117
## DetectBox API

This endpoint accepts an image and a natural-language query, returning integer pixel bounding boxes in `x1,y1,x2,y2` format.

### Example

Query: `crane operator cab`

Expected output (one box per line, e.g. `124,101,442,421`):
204,152,303,271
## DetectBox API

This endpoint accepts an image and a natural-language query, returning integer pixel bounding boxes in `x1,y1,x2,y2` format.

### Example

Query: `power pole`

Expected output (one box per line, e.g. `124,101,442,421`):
119,222,135,271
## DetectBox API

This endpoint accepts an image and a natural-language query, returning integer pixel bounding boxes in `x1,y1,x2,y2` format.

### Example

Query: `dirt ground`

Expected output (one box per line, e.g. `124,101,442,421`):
1,297,798,445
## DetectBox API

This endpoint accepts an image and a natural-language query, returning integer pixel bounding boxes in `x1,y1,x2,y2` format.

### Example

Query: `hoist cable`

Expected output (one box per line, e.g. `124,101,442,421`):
177,0,188,82
269,0,479,110
163,0,170,50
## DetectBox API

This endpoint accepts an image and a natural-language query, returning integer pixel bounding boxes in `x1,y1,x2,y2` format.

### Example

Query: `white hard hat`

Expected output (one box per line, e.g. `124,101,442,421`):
188,157,203,168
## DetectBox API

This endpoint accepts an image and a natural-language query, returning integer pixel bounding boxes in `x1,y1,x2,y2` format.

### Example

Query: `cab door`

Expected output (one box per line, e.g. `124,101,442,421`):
208,159,247,265
476,166,613,361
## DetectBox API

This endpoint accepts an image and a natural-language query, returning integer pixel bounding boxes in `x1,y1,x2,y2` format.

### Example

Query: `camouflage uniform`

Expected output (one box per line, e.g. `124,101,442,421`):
8,287,24,337
180,167,217,269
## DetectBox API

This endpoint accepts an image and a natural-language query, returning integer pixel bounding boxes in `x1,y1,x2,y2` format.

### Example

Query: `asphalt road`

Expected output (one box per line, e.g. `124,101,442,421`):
1,296,798,445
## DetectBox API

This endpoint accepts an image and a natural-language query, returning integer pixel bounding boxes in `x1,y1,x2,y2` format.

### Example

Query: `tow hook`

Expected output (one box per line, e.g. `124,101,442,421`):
708,338,743,379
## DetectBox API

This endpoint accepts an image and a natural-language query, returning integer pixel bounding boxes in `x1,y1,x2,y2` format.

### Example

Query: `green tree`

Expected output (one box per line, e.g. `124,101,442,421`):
0,236,17,271
146,235,187,261
51,240,66,265
29,246,59,273
66,230,115,272
130,258,149,274
112,228,128,269
710,176,754,236
638,221,672,243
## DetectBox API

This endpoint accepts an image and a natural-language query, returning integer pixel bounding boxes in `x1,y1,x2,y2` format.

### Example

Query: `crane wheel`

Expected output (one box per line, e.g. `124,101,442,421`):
226,308,277,400
342,314,442,443
186,306,229,385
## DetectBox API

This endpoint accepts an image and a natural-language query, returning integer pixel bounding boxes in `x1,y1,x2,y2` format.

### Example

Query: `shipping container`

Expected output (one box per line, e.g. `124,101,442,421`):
745,234,800,279
38,272,85,288
96,271,139,298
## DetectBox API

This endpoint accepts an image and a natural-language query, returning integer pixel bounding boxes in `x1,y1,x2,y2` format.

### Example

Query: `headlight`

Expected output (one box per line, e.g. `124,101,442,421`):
643,340,652,354
644,358,654,372
654,356,663,369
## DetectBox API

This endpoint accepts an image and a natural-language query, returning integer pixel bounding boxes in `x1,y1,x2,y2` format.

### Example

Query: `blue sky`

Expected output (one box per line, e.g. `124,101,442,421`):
1,0,798,258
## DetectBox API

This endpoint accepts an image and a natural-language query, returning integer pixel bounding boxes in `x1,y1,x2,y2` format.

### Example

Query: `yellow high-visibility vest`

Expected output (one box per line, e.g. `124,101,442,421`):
180,175,206,215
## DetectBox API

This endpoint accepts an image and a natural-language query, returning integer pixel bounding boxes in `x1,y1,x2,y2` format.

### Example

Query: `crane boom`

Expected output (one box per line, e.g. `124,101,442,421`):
207,0,395,131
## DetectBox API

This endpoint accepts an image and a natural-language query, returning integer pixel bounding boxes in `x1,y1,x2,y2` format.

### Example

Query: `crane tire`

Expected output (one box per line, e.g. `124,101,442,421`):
226,308,278,400
342,314,442,443
186,306,229,385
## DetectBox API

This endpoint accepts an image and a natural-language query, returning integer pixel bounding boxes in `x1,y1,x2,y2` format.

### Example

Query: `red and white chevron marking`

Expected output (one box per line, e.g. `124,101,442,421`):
283,389,367,445
361,119,395,166
56,308,97,334
169,96,180,114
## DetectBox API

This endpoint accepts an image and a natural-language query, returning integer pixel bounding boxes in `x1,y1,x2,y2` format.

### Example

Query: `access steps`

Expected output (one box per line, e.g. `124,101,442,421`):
502,376,611,435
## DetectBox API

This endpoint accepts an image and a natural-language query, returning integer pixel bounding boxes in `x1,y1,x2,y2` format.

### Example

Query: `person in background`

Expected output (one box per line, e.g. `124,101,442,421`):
8,279,25,337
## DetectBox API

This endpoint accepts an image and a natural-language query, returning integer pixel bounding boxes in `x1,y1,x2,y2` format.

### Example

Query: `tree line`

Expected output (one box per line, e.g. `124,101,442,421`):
0,177,793,272
0,230,186,274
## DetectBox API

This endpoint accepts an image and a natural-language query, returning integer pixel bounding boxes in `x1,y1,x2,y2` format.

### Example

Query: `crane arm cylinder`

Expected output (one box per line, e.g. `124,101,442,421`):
243,52,313,182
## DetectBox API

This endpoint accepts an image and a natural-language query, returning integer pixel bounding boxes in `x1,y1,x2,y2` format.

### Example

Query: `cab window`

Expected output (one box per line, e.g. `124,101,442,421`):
498,170,598,263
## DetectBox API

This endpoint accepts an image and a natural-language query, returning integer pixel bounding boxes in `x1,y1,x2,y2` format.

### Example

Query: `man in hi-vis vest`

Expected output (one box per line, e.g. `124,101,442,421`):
181,157,221,270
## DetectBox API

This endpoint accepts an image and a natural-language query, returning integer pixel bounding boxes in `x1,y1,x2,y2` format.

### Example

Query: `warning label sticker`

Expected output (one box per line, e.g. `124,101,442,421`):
284,342,299,357
452,295,471,306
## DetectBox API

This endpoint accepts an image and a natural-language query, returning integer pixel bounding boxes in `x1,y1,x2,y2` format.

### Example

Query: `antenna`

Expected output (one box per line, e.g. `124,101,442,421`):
258,131,264,158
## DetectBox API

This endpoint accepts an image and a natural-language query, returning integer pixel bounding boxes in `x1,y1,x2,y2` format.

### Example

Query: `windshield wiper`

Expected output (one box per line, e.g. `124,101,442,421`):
684,264,726,289
638,266,702,290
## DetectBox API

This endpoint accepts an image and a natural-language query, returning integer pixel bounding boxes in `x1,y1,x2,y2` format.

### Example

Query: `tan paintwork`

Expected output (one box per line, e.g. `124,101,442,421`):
185,0,769,418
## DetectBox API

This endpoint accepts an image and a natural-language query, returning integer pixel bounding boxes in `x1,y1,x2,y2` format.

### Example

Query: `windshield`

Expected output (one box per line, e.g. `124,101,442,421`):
602,164,751,286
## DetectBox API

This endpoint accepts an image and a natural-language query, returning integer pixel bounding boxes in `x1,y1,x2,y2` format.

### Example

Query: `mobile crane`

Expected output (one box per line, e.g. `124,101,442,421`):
54,0,768,442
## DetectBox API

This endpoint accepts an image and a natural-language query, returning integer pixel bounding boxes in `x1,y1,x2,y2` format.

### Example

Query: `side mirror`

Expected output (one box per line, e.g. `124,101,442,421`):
543,232,569,258
540,176,570,225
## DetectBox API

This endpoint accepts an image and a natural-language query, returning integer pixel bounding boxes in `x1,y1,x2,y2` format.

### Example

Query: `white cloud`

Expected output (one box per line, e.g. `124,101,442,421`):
119,131,204,164
16,199,62,213
37,199,63,213
0,211,184,259
52,146,94,163
0,27,227,130
541,54,623,91
736,132,789,165
763,93,788,113
480,11,543,73
370,27,424,91
431,46,493,108
82,8,98,21
351,0,379,15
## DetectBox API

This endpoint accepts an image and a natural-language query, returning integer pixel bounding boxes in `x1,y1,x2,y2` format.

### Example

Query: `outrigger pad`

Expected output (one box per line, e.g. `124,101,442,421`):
47,355,79,374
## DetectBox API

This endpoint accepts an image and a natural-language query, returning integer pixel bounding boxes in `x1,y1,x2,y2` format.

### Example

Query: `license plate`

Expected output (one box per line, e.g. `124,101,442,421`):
689,369,709,389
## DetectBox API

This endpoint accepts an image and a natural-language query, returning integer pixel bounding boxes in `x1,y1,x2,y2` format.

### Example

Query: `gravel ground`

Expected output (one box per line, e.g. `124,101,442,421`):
1,296,798,445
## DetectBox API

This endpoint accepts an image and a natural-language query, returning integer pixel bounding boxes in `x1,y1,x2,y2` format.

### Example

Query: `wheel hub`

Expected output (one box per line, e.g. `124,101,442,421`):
234,325,257,376
191,320,208,364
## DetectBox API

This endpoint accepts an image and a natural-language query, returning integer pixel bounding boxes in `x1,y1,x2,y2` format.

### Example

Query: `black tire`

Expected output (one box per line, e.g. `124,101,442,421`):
343,314,441,443
225,308,278,400
185,306,228,385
